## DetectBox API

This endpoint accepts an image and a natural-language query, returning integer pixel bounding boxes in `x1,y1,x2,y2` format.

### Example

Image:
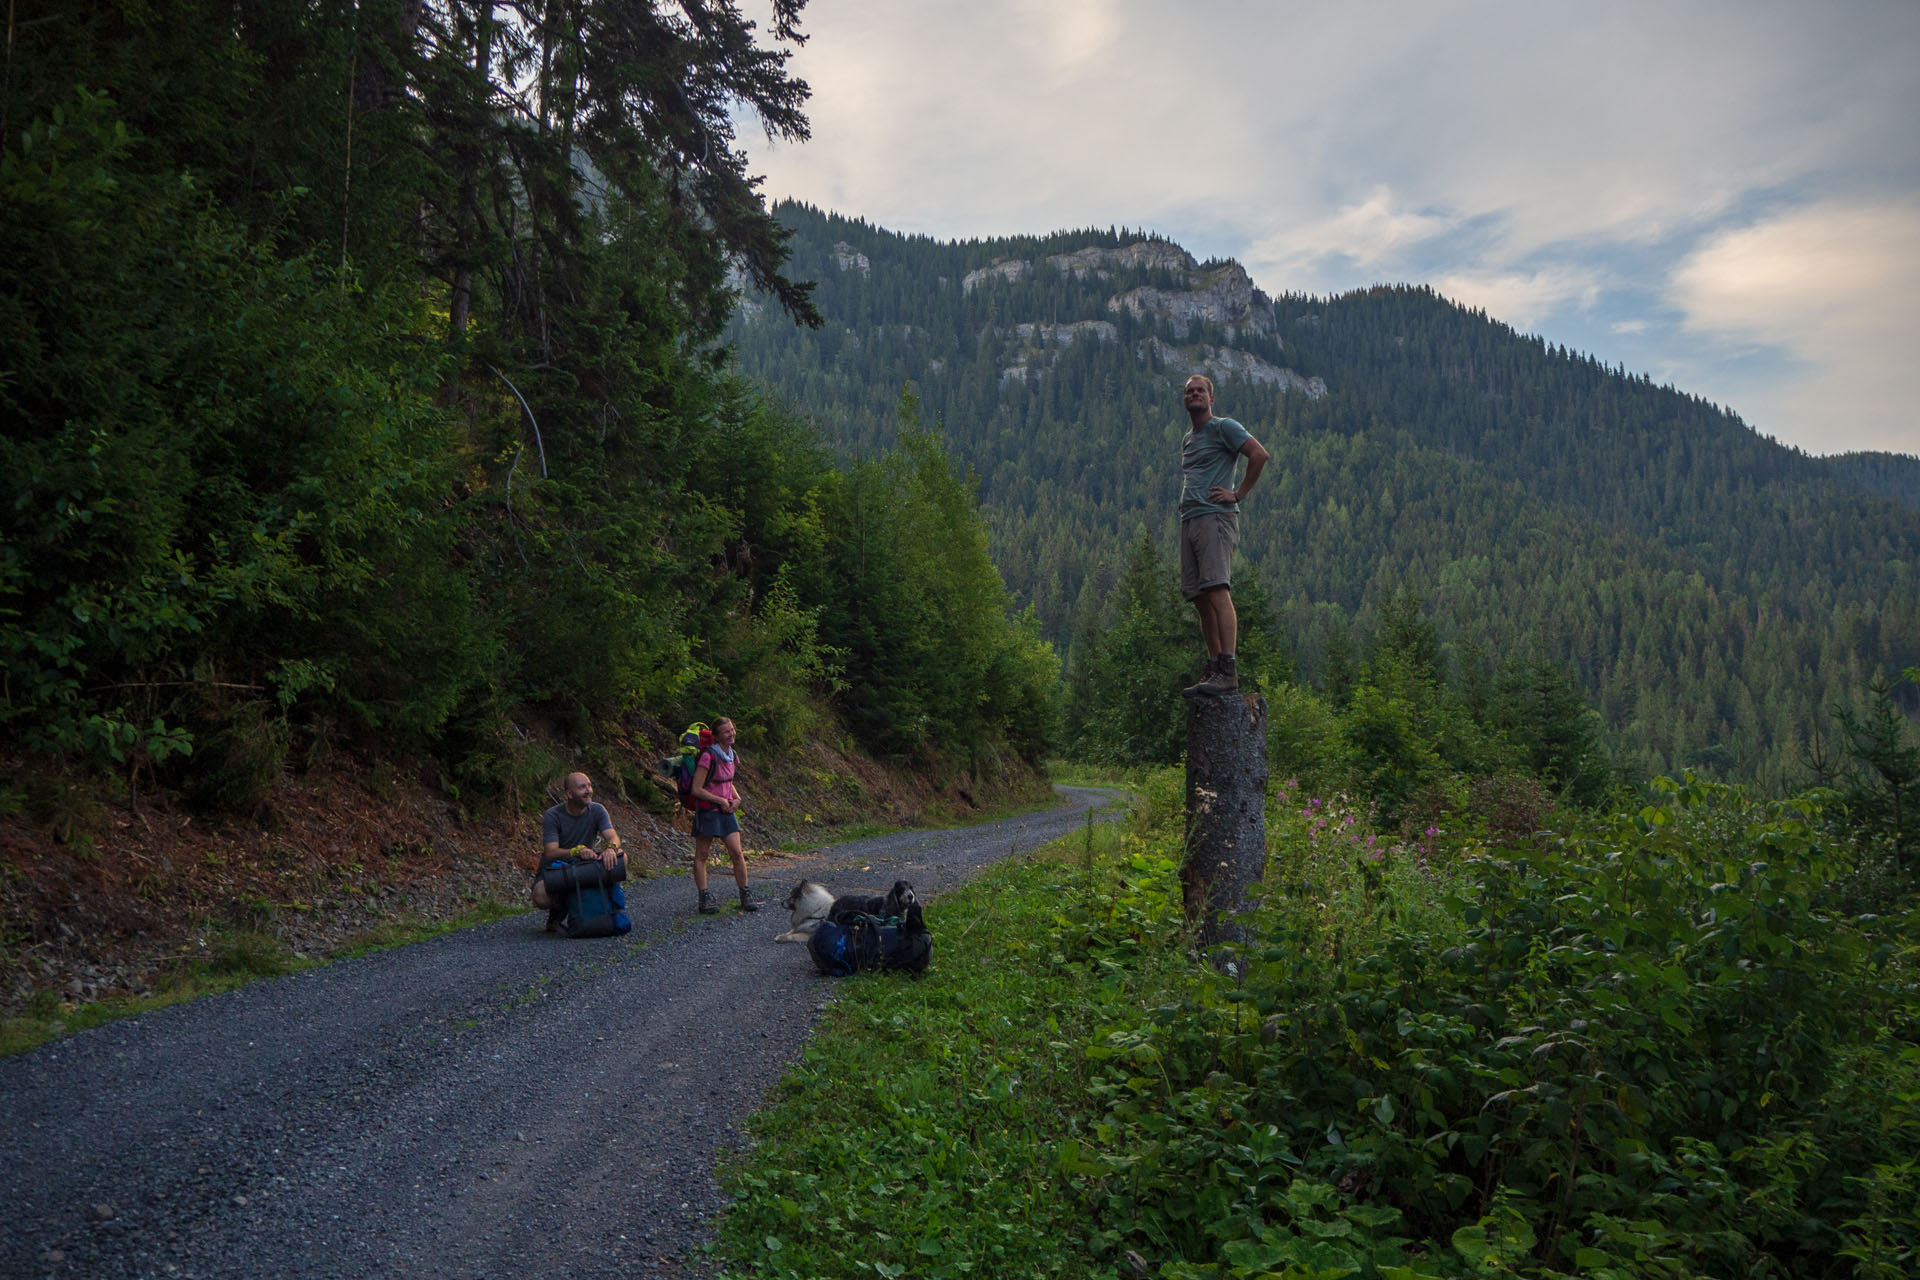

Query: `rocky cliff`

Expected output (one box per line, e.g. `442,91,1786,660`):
952,239,1314,397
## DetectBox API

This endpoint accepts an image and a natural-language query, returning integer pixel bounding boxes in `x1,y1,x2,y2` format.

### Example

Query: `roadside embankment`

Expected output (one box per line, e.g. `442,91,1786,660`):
0,730,1051,1032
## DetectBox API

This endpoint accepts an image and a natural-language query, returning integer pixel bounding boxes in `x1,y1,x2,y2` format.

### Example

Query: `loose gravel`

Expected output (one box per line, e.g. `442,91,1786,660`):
0,786,1122,1279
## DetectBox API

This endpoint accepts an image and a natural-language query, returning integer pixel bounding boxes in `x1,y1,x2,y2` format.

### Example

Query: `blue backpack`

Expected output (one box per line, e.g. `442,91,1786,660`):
808,903,931,977
540,855,632,939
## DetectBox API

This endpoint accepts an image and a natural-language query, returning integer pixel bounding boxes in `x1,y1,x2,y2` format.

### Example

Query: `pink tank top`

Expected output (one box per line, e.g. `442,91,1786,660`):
702,747,738,807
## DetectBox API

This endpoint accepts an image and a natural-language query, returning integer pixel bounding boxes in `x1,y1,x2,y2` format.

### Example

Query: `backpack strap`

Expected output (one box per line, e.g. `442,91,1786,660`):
689,748,720,810
850,917,883,970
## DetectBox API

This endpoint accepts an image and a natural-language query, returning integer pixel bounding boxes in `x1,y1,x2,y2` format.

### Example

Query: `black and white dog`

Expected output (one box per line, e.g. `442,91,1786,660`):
879,900,932,973
773,879,834,944
828,879,917,927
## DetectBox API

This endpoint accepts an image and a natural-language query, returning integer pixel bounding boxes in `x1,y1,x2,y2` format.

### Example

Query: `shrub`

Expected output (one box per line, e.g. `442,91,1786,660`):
1070,777,1919,1278
1261,679,1351,799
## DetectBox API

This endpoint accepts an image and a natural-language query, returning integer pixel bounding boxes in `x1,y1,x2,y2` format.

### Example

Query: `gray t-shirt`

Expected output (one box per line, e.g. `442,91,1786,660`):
543,801,612,853
1178,415,1254,520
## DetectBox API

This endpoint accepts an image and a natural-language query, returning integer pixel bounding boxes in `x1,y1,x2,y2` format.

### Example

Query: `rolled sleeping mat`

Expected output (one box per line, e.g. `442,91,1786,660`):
540,853,628,896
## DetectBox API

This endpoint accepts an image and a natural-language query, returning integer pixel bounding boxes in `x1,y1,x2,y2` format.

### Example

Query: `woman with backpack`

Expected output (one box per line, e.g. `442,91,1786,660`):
689,717,759,914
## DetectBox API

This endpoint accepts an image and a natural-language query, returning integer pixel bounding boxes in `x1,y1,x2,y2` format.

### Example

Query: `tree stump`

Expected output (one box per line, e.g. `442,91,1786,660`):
1182,691,1269,947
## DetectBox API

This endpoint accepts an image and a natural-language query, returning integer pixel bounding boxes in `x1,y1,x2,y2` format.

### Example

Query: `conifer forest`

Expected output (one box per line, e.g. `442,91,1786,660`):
3,2,1055,802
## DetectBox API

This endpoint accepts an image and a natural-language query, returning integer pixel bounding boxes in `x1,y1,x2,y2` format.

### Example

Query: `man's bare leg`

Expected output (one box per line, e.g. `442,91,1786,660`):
1186,588,1242,695
1194,587,1237,658
1211,587,1238,657
1194,596,1222,659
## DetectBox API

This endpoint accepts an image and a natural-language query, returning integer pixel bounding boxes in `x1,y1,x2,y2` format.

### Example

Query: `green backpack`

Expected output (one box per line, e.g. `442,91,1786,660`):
661,722,717,811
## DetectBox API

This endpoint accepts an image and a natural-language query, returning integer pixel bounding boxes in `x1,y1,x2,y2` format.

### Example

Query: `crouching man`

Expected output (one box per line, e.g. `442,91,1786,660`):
533,771,622,932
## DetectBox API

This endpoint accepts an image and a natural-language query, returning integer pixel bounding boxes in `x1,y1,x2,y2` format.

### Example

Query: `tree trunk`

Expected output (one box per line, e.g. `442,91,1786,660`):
447,1,494,341
1182,691,1269,948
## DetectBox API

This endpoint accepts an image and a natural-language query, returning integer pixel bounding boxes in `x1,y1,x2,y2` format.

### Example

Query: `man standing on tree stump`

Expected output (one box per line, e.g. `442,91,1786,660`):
1177,374,1270,696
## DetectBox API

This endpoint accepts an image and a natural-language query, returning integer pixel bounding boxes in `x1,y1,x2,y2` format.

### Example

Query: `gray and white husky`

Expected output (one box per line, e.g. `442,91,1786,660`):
773,879,834,943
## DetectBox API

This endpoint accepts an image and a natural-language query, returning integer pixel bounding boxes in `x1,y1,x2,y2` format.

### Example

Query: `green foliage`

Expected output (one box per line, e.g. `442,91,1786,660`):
178,699,291,816
1487,661,1614,808
1,90,483,772
1069,581,1601,838
1065,779,1920,1279
1342,655,1450,818
2,13,1060,806
1822,667,1920,874
1065,532,1200,764
713,571,845,749
717,768,1917,1280
1063,533,1287,767
794,392,1059,764
1260,679,1351,799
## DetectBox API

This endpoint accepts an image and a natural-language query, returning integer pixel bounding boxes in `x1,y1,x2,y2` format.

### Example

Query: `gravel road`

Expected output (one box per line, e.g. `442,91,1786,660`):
0,786,1122,1280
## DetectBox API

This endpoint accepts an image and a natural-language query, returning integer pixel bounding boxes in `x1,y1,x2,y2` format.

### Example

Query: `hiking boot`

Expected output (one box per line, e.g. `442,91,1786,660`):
1193,653,1239,696
738,885,761,913
697,888,721,915
545,905,566,933
1181,655,1220,698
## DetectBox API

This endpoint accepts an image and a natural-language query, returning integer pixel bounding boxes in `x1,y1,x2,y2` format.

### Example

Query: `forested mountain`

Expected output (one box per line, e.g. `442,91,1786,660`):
1825,451,1920,509
729,203,1920,787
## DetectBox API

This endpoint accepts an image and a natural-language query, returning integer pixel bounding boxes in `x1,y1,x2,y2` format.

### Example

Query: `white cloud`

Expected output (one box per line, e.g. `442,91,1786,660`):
761,2,1916,250
1246,186,1459,283
747,1,1179,237
1012,0,1121,68
1431,266,1605,332
1671,203,1916,334
1669,202,1920,453
1610,320,1649,335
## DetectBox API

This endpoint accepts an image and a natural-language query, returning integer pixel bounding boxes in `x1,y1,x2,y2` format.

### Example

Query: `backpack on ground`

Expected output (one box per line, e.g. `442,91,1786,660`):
660,722,716,812
540,853,632,939
807,902,931,977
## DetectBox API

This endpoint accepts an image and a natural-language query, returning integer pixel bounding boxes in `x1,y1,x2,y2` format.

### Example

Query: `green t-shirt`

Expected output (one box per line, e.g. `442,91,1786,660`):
1179,415,1253,520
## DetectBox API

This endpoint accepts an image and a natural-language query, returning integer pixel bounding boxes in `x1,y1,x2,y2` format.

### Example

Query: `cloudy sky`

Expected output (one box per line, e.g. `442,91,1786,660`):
738,0,1919,457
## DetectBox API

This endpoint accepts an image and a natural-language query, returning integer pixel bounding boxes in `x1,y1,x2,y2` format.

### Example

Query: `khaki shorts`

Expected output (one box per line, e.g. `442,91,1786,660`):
1179,512,1238,601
